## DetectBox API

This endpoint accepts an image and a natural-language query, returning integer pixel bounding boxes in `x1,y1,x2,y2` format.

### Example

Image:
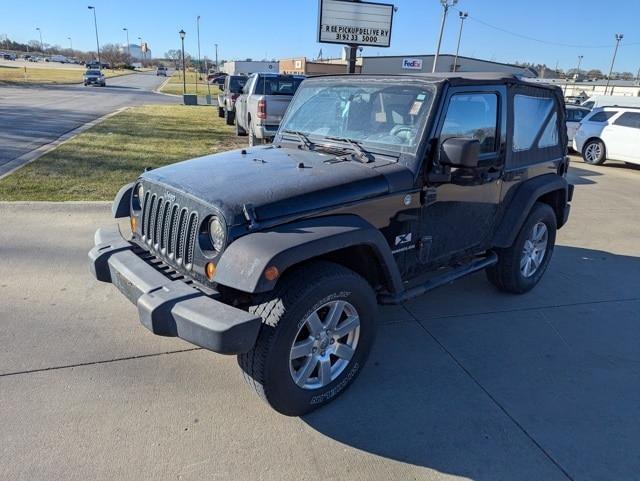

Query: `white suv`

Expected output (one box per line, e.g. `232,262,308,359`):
574,107,640,166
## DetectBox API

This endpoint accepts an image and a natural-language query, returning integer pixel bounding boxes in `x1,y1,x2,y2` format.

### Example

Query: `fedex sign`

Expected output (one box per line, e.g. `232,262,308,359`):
402,58,423,70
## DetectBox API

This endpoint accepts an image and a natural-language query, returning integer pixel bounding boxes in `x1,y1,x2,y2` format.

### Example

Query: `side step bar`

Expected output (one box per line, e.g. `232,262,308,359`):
378,252,498,305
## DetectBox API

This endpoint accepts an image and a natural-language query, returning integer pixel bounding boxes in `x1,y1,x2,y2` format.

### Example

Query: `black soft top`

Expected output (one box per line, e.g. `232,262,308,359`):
307,72,561,94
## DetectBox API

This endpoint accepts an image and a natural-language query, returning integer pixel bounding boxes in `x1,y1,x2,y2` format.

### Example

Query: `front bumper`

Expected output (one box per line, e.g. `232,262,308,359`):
88,225,261,354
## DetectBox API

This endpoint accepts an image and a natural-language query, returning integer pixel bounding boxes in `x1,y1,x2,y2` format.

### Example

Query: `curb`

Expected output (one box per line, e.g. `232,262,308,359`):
0,107,130,181
154,76,180,97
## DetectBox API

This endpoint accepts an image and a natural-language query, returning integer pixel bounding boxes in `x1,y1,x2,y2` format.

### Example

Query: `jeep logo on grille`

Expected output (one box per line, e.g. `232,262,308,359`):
166,192,176,202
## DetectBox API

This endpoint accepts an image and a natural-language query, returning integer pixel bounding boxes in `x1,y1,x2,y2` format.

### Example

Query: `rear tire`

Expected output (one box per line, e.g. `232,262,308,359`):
248,121,260,147
225,109,235,126
238,261,377,416
235,115,247,136
486,202,557,294
582,139,606,165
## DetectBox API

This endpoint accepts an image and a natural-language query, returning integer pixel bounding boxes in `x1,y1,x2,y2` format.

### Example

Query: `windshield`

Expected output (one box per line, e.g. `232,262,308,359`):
279,79,435,154
86,70,101,75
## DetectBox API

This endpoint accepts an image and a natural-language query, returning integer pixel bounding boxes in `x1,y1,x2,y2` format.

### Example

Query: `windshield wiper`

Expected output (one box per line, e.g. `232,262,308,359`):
323,136,373,163
281,129,314,151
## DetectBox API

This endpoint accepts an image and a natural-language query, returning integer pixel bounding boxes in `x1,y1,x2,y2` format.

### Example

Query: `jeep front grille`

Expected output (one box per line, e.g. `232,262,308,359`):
140,191,199,268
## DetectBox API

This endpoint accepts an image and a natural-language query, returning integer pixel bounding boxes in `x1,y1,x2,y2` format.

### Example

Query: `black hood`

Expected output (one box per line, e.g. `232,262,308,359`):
141,145,411,226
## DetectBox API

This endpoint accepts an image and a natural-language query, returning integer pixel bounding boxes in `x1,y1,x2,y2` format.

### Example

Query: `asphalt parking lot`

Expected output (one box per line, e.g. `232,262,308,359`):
1,158,638,481
0,72,177,171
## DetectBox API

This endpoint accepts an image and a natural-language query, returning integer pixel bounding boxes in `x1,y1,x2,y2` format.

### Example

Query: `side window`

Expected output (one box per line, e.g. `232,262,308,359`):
613,112,640,129
513,95,555,151
574,109,588,122
440,93,498,154
588,111,616,123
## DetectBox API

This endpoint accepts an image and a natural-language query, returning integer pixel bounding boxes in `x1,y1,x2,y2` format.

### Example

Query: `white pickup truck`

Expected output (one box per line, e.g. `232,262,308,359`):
234,73,305,146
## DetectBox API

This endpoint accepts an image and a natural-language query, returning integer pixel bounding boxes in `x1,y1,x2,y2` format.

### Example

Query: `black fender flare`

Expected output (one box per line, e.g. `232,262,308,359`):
492,174,569,248
213,215,404,295
112,182,133,218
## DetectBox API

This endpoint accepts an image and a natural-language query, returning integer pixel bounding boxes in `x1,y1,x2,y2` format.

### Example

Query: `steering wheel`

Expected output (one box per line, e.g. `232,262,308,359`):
390,125,414,137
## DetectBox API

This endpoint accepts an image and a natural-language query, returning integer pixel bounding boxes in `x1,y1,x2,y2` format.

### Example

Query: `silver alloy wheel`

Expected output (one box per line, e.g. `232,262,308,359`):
521,221,548,278
584,142,602,163
289,300,361,390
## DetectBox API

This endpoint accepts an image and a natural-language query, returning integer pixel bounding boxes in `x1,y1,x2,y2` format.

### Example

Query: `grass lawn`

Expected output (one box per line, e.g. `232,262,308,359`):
0,65,134,85
0,105,247,201
160,70,219,95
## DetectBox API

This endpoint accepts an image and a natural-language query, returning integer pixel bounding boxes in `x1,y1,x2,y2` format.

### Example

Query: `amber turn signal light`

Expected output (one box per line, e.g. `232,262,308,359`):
130,216,137,232
205,262,216,280
264,265,279,282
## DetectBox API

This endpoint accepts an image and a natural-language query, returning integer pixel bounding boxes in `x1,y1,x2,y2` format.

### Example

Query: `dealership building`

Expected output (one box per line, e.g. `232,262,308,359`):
360,54,537,77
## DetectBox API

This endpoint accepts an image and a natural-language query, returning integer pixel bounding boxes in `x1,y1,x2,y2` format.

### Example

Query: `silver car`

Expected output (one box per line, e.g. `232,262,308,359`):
83,69,106,87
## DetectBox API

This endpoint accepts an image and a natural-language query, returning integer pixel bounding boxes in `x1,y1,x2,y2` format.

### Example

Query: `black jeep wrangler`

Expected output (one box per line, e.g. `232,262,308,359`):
90,73,573,416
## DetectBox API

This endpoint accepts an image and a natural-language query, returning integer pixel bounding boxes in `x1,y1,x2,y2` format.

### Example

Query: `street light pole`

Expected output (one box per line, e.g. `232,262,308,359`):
123,28,130,60
452,11,468,73
36,27,44,54
605,33,623,96
214,43,218,72
433,0,458,73
88,6,101,64
179,30,186,95
196,15,201,95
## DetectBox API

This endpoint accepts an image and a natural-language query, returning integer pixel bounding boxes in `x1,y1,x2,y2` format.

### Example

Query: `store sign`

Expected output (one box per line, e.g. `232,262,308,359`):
402,58,423,70
318,0,394,48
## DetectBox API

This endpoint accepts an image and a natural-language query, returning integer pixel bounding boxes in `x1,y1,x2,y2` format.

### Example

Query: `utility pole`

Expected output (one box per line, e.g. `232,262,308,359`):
123,28,130,60
36,27,44,54
452,11,468,73
433,0,458,73
605,33,623,96
179,30,186,95
196,15,201,94
88,6,101,64
214,43,218,71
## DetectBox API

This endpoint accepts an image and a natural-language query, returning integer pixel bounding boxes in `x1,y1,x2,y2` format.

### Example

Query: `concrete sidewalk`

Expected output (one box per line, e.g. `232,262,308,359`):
0,159,638,481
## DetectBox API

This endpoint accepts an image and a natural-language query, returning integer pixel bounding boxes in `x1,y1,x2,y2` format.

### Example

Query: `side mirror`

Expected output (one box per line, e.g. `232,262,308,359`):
219,84,225,91
440,137,480,168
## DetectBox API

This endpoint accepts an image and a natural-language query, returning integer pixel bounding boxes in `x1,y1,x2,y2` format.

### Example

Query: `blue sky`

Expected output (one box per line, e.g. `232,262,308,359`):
4,0,640,73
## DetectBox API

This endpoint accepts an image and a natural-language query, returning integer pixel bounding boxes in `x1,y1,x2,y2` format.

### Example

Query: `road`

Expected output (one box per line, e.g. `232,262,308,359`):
0,159,639,481
0,72,178,169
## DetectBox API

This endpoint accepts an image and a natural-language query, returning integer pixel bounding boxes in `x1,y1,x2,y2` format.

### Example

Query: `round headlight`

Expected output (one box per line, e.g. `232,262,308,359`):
208,215,226,252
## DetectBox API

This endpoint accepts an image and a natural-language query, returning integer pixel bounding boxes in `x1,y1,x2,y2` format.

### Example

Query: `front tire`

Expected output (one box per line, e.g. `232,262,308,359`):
486,202,557,294
218,106,225,118
582,139,606,165
238,261,377,416
235,115,247,136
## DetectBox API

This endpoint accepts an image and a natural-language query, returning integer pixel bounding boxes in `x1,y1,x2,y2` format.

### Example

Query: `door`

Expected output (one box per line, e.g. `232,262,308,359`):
235,75,253,128
607,111,640,163
418,86,505,268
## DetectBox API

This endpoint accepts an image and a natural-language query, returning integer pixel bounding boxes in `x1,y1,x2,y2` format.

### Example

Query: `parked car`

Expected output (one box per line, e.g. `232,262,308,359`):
207,70,226,83
235,73,305,145
566,105,590,148
156,65,168,76
581,95,640,110
83,69,106,87
90,73,573,416
574,106,640,166
2,53,16,60
217,75,248,125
